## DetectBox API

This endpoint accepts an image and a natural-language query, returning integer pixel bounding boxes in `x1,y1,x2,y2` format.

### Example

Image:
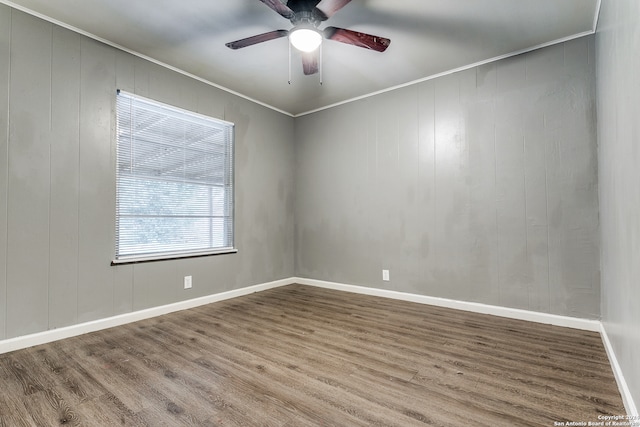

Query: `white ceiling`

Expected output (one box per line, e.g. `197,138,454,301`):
2,0,599,116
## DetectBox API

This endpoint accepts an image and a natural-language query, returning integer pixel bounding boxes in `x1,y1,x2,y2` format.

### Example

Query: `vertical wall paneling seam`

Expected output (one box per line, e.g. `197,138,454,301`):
523,135,529,257
395,97,400,165
111,48,116,316
2,8,11,339
612,9,618,177
528,52,536,302
493,122,500,298
370,99,377,270
524,52,531,305
375,98,379,270
112,52,119,316
111,54,115,316
376,100,379,198
496,116,502,300
292,108,297,274
432,83,437,267
543,100,552,315
415,87,422,259
76,38,81,321
46,22,52,330
417,86,421,189
129,57,135,313
49,24,52,131
493,81,499,302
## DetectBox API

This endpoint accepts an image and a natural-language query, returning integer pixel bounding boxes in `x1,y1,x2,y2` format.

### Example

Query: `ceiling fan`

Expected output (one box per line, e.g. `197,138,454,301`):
225,0,391,76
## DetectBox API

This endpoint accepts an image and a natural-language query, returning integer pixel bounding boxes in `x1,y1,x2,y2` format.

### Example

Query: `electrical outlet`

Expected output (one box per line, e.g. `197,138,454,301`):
184,275,192,289
382,269,390,281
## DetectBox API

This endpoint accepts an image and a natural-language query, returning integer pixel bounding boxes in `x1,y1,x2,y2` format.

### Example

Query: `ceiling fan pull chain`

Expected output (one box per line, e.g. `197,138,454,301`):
288,41,292,85
319,43,323,86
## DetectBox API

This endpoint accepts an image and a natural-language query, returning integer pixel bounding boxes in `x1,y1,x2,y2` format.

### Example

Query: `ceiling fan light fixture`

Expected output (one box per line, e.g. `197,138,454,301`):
289,28,322,52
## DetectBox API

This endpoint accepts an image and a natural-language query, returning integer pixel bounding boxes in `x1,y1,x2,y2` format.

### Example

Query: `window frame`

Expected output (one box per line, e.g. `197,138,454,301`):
112,90,237,265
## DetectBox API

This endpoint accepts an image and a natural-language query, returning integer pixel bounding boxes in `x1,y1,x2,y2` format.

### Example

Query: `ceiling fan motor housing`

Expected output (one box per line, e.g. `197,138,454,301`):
226,0,390,75
291,10,322,28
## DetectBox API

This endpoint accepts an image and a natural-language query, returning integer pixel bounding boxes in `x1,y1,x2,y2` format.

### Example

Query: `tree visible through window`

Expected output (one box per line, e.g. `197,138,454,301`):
114,91,234,263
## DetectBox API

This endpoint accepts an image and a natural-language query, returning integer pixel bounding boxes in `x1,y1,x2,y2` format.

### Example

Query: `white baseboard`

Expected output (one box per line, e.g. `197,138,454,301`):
600,323,639,417
294,277,601,332
0,276,600,356
2,275,634,416
0,277,295,355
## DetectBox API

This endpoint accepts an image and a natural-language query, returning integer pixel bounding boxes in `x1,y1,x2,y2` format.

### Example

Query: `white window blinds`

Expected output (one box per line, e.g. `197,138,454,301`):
115,91,234,263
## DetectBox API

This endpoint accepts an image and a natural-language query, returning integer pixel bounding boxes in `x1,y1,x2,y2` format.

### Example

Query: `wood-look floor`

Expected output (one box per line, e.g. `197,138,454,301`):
0,284,625,426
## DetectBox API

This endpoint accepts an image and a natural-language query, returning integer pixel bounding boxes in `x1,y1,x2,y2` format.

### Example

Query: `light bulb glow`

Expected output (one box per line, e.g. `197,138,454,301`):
289,28,322,52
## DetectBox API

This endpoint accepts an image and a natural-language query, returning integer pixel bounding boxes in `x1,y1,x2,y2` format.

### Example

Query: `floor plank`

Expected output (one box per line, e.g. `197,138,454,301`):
0,284,625,426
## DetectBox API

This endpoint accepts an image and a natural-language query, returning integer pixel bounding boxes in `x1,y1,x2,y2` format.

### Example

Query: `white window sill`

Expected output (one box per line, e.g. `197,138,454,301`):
111,248,238,265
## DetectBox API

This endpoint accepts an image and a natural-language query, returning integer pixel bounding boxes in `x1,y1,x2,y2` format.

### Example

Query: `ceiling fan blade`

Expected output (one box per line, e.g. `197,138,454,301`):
314,0,352,20
302,50,319,75
226,29,289,50
257,0,295,19
324,27,391,52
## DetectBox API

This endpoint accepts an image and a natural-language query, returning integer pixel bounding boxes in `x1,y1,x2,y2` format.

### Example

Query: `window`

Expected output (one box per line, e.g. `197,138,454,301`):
114,90,235,263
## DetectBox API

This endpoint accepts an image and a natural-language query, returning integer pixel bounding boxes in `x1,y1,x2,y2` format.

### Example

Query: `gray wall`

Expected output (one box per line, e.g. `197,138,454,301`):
597,0,640,411
295,36,600,319
0,3,606,344
0,5,295,340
